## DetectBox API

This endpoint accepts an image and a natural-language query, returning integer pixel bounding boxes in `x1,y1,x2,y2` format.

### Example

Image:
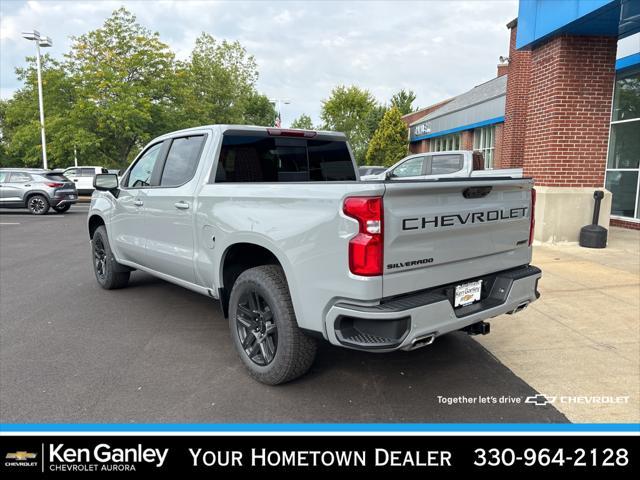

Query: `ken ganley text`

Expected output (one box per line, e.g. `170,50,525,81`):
190,448,452,468
48,444,168,472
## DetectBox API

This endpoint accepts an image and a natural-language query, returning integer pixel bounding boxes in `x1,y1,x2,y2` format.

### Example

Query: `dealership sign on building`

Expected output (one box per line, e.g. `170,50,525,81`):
413,123,431,137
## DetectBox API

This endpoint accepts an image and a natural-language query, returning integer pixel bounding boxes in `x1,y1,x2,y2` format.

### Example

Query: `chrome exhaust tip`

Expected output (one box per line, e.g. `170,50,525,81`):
409,333,436,350
508,301,530,315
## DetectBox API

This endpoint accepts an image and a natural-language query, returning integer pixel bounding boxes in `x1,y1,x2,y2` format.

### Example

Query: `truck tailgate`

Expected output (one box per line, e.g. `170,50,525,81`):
382,179,533,297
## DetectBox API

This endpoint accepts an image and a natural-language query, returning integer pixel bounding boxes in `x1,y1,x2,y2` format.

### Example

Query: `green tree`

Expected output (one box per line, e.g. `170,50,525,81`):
241,91,277,126
290,113,314,129
1,7,275,168
0,99,8,166
390,89,417,116
65,7,176,167
175,32,274,128
365,104,388,139
320,85,377,165
1,55,77,168
365,106,408,167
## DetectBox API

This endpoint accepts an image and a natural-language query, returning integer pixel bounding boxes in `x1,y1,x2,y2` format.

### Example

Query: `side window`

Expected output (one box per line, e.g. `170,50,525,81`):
0,172,8,183
80,168,96,176
126,143,163,188
102,168,109,174
8,172,32,183
430,154,463,175
392,157,425,177
64,168,78,177
160,136,205,187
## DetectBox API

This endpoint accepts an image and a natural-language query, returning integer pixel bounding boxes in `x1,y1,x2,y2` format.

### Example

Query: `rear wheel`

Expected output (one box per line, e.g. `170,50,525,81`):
53,204,71,213
27,195,50,215
229,265,317,385
92,226,130,289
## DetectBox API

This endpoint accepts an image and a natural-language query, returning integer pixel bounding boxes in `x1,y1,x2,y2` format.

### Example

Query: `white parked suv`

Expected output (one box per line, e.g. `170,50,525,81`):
63,166,109,195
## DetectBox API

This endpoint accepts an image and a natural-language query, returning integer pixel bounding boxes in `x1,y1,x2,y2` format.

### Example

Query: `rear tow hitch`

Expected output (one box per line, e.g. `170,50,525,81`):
463,321,491,336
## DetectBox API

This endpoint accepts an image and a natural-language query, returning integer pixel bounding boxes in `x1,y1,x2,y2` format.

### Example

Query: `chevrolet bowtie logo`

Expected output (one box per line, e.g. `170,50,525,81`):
525,394,556,406
6,451,37,461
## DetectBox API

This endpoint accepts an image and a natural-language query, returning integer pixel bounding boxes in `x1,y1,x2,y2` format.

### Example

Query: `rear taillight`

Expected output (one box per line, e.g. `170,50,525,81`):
45,182,63,188
343,196,383,276
529,188,536,246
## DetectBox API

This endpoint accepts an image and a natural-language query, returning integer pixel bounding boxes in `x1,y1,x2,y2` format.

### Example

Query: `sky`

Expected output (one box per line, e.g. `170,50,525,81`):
0,0,518,127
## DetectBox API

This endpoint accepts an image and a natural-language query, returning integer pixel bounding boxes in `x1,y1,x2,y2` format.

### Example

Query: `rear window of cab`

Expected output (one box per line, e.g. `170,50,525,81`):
214,135,356,182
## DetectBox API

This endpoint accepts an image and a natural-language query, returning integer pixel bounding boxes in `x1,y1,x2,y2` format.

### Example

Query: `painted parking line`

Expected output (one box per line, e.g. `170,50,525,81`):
0,222,20,225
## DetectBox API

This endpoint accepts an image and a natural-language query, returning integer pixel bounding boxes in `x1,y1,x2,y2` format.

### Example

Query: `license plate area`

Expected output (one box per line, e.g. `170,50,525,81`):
454,280,482,307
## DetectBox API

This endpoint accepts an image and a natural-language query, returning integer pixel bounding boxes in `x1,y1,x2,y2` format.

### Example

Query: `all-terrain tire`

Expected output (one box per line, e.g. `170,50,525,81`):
92,225,130,290
229,265,317,385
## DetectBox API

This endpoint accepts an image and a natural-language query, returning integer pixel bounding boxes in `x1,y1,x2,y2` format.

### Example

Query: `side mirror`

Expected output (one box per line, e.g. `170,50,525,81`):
94,173,119,191
385,170,396,180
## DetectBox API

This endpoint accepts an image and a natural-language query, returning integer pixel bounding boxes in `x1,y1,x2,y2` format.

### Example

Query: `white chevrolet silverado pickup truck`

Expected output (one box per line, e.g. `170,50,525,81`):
88,125,541,384
360,150,523,181
360,150,523,180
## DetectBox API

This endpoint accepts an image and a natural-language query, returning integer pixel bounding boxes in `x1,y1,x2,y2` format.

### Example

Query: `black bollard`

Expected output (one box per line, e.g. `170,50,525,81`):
579,190,608,248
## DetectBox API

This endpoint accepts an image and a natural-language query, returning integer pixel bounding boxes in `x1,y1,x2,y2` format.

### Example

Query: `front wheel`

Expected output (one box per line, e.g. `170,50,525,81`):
229,265,317,385
92,226,130,289
27,195,50,215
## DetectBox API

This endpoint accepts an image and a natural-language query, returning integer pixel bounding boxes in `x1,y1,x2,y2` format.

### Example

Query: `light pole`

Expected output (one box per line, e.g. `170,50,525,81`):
21,30,52,170
269,98,291,127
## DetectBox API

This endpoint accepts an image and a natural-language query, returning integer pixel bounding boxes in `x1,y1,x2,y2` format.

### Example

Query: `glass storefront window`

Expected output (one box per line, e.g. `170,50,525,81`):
606,67,640,220
607,121,640,169
473,126,496,168
612,69,640,121
605,171,639,217
431,134,460,152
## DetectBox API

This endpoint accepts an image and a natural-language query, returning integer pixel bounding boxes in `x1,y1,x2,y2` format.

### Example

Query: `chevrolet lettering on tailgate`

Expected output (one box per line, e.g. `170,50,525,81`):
402,207,528,231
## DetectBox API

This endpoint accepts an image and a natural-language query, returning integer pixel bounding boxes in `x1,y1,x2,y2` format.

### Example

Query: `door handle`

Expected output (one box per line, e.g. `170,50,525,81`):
174,201,190,210
134,199,144,207
73,179,78,182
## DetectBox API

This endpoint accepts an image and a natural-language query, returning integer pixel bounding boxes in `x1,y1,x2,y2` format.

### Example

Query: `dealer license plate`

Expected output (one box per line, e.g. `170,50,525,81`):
454,280,482,307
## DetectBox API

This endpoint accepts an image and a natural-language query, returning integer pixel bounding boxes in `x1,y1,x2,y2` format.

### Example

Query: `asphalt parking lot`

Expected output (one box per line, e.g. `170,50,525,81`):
0,205,567,423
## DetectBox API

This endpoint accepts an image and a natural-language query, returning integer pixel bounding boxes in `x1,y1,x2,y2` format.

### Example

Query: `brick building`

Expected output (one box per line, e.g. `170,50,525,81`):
404,0,640,241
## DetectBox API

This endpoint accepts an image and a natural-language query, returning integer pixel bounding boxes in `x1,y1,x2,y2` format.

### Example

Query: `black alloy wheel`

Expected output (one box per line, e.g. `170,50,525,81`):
93,235,108,281
27,195,49,215
235,289,278,366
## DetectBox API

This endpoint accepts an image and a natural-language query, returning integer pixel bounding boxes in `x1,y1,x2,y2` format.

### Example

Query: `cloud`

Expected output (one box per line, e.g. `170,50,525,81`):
0,0,517,127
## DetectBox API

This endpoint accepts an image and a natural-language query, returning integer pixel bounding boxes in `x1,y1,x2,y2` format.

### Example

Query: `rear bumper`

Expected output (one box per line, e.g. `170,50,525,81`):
324,265,541,352
51,192,78,207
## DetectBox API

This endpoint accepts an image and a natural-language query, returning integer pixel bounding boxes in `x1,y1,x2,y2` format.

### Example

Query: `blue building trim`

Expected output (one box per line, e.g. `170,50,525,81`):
517,0,640,50
1,423,639,432
411,116,504,143
518,0,615,49
616,52,640,71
